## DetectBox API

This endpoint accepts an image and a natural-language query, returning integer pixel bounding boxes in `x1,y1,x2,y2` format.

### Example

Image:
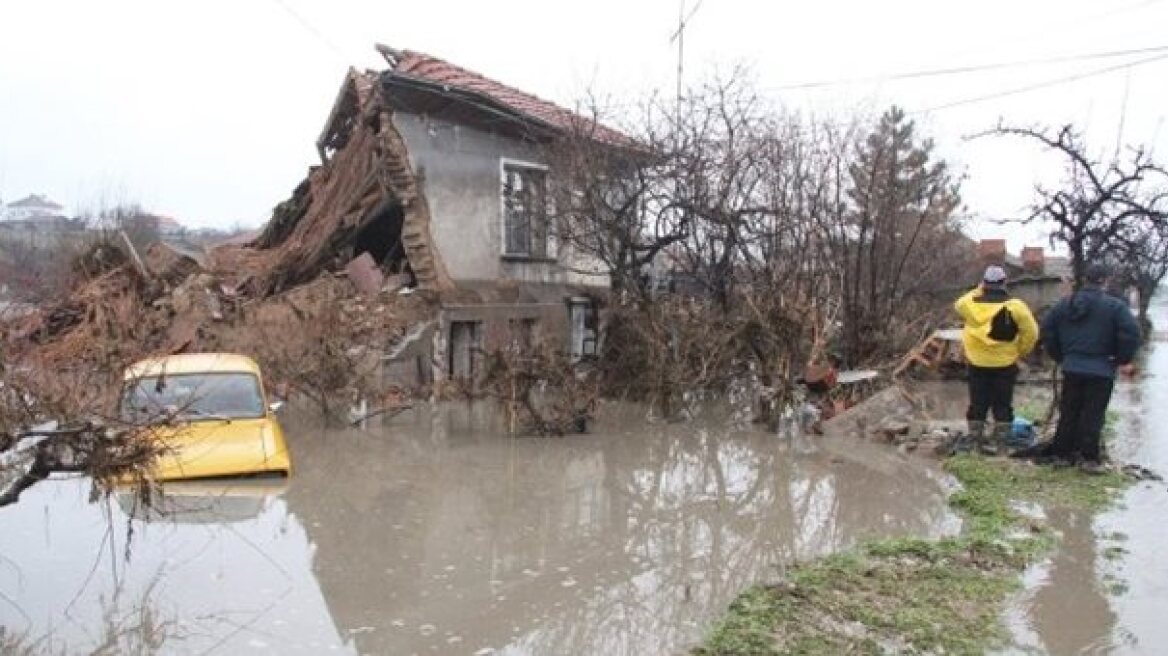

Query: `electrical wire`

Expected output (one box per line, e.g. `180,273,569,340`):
937,0,1166,62
767,43,1168,91
914,51,1168,114
268,0,349,63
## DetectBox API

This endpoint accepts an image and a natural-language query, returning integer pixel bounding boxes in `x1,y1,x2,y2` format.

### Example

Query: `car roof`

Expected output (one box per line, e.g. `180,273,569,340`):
123,353,262,380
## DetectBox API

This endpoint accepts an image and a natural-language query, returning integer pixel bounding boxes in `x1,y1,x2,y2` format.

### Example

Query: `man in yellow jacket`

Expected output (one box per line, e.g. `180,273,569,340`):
953,265,1039,454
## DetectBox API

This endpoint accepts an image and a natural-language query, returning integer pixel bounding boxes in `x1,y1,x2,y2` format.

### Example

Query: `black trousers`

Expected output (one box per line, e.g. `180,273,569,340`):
1049,372,1115,462
966,364,1017,423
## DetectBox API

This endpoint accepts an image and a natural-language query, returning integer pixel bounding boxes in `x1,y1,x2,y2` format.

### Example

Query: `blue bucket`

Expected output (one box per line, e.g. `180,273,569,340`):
1009,417,1036,447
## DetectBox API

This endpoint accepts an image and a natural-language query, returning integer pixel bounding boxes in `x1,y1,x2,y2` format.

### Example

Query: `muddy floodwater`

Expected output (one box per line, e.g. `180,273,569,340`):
6,296,1164,655
2,401,957,654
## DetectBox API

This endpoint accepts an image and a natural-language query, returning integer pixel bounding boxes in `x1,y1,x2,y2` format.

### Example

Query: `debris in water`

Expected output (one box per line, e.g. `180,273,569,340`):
1120,463,1164,482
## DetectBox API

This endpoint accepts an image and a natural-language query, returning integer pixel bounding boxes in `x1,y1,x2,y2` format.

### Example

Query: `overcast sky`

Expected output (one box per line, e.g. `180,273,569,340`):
2,0,1166,251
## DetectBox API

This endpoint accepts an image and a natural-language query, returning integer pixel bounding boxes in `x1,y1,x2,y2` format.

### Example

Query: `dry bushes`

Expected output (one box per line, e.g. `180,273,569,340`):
599,298,740,417
594,290,834,426
217,276,436,422
482,342,601,436
0,354,162,509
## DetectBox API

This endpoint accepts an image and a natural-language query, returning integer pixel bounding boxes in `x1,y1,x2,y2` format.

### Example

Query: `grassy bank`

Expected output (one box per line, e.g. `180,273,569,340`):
696,456,1128,655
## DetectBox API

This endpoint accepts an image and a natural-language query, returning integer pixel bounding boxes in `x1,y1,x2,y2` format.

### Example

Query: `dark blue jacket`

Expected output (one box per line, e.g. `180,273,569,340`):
1041,287,1141,379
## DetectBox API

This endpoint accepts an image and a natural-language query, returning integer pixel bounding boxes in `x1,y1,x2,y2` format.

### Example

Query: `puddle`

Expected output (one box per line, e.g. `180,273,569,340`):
1,401,956,654
1005,291,1168,654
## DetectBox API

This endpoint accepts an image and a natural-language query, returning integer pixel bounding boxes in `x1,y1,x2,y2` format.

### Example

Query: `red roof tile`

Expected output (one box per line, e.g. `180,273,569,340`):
390,50,630,146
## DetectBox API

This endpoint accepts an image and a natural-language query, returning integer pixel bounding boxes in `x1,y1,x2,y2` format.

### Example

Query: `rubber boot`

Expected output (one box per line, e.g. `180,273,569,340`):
967,420,988,455
978,422,1005,456
968,420,996,456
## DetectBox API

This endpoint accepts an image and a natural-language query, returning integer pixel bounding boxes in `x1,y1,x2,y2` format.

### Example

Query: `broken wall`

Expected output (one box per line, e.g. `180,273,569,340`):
244,70,454,296
392,112,608,289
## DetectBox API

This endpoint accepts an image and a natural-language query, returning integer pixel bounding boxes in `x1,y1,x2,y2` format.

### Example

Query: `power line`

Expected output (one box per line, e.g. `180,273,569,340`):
766,43,1168,91
915,51,1168,114
269,0,349,63
937,0,1166,63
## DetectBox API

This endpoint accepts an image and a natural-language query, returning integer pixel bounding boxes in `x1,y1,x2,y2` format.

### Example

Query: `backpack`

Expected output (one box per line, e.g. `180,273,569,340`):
988,305,1019,342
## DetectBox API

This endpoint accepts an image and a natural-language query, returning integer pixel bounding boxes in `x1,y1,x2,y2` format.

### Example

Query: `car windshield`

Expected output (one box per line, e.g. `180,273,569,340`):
121,372,265,423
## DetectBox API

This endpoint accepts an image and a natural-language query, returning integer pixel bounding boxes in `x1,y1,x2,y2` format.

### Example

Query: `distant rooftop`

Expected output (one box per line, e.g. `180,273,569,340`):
6,193,64,210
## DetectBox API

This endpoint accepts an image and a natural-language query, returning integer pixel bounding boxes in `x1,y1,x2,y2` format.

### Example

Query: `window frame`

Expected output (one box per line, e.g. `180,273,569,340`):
567,297,598,361
500,158,553,260
448,320,484,381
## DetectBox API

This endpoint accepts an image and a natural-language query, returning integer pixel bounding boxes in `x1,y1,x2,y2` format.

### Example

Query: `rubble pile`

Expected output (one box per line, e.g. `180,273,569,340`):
3,233,438,407
2,66,462,402
822,383,974,456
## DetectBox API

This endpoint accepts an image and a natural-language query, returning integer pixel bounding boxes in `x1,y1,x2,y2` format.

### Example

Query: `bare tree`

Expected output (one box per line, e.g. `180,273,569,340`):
668,76,773,310
551,86,969,418
548,107,689,301
977,124,1168,297
1121,219,1168,328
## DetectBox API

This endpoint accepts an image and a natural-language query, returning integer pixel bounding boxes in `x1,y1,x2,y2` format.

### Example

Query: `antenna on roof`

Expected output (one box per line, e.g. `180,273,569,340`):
669,0,705,115
375,43,402,68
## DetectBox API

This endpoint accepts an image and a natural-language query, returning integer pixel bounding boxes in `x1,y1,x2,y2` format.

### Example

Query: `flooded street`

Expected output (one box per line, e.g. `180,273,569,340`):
1008,290,1168,654
6,299,1164,655
2,403,955,654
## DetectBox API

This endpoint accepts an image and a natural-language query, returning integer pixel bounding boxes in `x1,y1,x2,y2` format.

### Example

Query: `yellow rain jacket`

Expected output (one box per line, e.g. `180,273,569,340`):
954,287,1039,368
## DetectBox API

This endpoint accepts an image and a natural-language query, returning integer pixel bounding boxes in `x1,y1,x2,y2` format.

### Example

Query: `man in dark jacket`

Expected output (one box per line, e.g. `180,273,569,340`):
1033,263,1141,472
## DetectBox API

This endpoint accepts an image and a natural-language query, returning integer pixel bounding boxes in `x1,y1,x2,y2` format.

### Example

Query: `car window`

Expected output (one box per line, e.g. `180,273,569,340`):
121,372,266,423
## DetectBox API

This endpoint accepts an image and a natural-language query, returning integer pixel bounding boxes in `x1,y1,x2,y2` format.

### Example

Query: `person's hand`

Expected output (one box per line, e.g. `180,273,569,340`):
1119,363,1137,377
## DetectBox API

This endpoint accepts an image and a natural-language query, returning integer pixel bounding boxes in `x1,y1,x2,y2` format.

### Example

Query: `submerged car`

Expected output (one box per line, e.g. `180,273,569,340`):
120,353,292,481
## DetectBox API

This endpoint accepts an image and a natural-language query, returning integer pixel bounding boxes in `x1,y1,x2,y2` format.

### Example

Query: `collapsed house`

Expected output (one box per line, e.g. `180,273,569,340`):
218,44,628,385
4,45,631,399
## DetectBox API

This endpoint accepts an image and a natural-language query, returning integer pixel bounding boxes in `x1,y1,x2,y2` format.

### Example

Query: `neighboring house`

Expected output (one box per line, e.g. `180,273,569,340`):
153,214,186,237
2,193,66,222
976,239,1067,314
240,45,623,386
0,193,85,257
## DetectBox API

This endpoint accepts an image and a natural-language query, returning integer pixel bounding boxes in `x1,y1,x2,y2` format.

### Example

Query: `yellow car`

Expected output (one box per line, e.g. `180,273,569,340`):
120,353,292,481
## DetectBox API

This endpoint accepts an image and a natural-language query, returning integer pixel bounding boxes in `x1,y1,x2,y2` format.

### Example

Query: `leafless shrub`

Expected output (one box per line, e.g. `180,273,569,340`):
482,339,601,436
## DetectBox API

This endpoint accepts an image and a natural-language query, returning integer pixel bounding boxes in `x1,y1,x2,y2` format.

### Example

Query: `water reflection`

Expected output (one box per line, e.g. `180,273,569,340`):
116,479,289,524
285,401,956,655
1024,508,1119,654
1,401,958,655
0,477,350,654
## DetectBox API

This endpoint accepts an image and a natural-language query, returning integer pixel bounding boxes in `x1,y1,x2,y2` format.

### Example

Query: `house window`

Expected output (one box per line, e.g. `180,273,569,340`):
568,298,597,360
448,320,483,380
503,163,549,258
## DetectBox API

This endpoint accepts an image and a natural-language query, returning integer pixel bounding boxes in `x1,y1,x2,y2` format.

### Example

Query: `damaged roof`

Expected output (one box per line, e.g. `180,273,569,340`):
378,45,631,146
